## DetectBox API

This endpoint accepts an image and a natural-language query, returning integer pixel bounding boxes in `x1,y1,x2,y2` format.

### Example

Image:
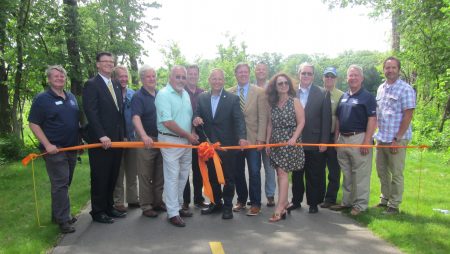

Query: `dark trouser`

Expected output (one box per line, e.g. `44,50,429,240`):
324,134,341,203
88,147,123,216
183,149,205,204
291,150,326,206
209,150,237,208
234,149,262,206
44,151,77,224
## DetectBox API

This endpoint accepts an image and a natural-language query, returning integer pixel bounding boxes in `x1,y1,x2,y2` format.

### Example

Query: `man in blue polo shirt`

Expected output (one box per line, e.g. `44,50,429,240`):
28,65,79,233
331,64,377,216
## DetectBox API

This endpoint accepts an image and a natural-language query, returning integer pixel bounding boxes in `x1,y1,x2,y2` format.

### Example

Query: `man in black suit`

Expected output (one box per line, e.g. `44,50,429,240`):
83,52,126,223
193,68,248,220
289,62,331,214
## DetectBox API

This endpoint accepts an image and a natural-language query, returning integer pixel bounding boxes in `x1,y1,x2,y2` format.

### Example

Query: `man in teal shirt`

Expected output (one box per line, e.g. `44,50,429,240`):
155,66,199,227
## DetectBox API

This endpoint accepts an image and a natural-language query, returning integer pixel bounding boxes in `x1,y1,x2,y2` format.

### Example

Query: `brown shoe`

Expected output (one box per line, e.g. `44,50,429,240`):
168,215,185,227
350,207,361,216
181,203,189,211
142,209,158,218
246,206,261,216
330,204,351,211
267,197,275,207
232,202,246,212
179,209,193,217
153,203,167,212
114,204,127,213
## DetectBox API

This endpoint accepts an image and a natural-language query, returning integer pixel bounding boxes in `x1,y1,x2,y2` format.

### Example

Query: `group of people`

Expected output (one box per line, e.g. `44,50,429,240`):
28,52,416,233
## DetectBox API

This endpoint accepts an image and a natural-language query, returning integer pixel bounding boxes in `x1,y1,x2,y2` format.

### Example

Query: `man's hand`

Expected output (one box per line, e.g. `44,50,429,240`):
193,117,204,127
45,143,58,154
187,133,199,145
256,140,265,151
99,136,112,149
360,141,370,156
239,139,249,150
142,135,154,149
265,147,271,156
319,146,327,152
390,140,399,154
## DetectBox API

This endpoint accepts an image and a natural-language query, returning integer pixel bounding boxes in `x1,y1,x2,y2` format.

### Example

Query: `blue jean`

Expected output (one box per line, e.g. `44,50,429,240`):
235,149,262,206
261,151,276,198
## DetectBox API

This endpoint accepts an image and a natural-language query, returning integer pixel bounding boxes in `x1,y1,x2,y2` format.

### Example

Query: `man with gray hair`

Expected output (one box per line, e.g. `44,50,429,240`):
131,65,165,218
331,65,377,216
155,66,199,227
112,66,139,213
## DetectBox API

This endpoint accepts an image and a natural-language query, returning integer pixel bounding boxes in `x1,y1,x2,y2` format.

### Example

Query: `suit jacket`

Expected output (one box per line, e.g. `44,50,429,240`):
228,84,268,144
82,74,124,143
297,84,331,150
195,90,246,146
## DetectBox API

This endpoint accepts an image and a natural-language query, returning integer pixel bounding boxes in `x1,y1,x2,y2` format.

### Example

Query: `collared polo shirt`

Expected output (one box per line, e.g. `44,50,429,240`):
131,87,158,138
374,79,416,142
28,88,79,149
185,86,204,112
329,87,344,133
155,84,193,135
123,87,136,140
336,88,376,133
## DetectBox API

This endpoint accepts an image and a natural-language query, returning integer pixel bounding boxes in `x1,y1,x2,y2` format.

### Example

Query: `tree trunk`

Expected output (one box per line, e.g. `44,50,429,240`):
391,9,401,52
0,11,11,136
438,95,450,132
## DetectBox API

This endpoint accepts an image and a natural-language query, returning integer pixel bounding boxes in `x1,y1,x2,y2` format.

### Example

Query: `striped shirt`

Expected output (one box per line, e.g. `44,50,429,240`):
374,79,416,142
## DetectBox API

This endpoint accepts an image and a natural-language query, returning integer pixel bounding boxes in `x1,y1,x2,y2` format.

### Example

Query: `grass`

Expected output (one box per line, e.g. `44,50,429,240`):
339,149,450,254
0,154,90,254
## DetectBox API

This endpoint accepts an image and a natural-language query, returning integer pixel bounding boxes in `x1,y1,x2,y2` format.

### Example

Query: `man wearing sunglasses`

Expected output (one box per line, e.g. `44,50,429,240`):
320,67,344,209
289,62,331,214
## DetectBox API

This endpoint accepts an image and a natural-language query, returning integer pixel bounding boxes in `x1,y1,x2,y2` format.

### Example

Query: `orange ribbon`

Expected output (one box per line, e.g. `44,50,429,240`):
197,142,225,204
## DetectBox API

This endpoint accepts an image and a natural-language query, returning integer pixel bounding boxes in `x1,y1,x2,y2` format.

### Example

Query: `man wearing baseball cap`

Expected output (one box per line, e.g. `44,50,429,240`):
320,67,344,208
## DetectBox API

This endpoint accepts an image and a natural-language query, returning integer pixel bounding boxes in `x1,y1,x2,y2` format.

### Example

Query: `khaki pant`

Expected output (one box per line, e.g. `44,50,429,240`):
337,133,373,211
136,147,164,211
376,140,408,209
113,148,139,205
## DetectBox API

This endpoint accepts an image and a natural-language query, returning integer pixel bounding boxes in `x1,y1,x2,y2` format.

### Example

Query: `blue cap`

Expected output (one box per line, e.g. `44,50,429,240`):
323,67,337,76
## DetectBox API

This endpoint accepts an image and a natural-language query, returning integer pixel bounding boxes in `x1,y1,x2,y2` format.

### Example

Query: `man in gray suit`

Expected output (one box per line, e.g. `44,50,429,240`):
289,62,331,214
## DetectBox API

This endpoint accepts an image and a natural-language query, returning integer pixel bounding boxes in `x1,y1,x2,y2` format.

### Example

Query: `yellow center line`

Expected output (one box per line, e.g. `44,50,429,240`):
209,241,225,254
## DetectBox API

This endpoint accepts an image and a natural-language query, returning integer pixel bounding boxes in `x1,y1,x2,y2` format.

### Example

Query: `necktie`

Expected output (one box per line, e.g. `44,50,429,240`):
239,87,245,112
107,80,119,111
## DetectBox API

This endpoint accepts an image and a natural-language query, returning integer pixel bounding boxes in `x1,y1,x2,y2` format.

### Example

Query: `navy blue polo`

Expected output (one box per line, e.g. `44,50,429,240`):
28,89,80,149
131,87,158,138
336,88,376,133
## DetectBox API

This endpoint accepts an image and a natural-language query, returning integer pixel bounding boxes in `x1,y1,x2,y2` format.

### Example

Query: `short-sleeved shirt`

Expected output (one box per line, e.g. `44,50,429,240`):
155,84,193,135
329,87,344,133
131,87,158,138
185,86,204,112
374,79,416,142
123,87,136,140
28,88,79,149
336,88,376,133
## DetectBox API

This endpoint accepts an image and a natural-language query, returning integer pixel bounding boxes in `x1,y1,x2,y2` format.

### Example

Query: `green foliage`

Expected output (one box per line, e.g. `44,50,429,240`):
0,134,33,165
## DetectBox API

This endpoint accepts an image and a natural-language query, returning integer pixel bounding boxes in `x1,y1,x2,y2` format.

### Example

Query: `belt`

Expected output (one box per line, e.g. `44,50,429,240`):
340,131,363,137
158,131,180,138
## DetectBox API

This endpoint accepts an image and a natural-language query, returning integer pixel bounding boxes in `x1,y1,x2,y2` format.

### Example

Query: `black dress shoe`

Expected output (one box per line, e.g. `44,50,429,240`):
194,201,210,209
179,209,193,217
286,202,301,212
59,222,76,234
222,208,233,220
107,208,127,218
201,204,223,215
153,203,167,212
168,215,185,227
128,202,140,208
92,213,114,224
309,205,319,214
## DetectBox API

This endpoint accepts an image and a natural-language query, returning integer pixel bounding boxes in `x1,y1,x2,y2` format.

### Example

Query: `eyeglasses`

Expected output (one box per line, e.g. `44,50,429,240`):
301,72,313,77
175,75,187,80
98,60,114,64
324,75,336,79
276,81,289,86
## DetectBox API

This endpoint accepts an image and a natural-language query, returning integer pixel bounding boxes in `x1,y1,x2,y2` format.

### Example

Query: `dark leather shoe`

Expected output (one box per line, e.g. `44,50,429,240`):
59,222,76,234
182,203,190,211
128,202,140,208
92,213,114,224
114,204,127,212
286,202,301,212
320,202,336,209
179,209,193,217
222,208,233,219
142,209,158,218
201,204,223,215
194,201,210,209
52,216,77,224
267,197,275,207
107,208,127,218
309,205,319,214
153,203,167,212
168,215,185,227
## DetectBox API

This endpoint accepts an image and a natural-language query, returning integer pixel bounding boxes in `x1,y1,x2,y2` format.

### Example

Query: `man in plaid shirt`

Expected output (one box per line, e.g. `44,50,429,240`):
374,56,416,215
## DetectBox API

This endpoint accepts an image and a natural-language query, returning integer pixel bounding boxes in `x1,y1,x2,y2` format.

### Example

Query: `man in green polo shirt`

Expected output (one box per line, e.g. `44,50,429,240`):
155,65,199,227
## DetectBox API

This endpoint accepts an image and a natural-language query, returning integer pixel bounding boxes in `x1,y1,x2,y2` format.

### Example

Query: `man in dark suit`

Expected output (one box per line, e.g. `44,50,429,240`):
83,52,126,223
289,62,331,214
193,68,248,220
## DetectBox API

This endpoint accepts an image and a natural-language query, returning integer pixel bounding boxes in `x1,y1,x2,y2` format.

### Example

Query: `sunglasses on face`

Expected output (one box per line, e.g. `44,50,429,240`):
175,75,187,80
276,81,289,87
324,75,336,79
301,72,313,77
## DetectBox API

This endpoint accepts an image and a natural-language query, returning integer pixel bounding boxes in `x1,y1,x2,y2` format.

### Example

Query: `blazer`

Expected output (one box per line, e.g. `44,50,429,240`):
297,84,331,150
228,84,268,144
195,90,246,146
82,74,124,143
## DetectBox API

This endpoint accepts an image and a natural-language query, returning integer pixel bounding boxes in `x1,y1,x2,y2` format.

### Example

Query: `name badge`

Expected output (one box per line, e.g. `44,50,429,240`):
55,101,63,105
